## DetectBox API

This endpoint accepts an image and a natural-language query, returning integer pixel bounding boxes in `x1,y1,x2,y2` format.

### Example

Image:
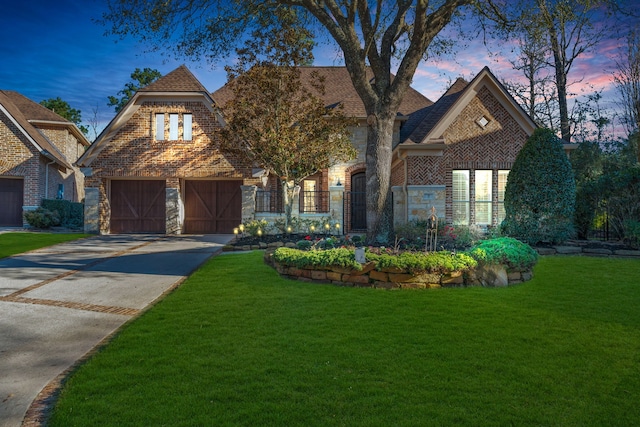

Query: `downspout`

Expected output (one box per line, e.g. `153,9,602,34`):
43,151,56,200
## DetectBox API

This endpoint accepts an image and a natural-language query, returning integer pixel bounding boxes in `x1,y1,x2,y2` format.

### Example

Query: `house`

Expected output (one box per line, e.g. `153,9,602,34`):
78,64,553,235
0,91,90,227
77,65,257,234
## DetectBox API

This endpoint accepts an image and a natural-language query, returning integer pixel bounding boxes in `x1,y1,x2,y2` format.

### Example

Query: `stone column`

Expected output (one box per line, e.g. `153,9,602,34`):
329,185,344,234
84,187,100,234
391,186,406,227
241,185,257,223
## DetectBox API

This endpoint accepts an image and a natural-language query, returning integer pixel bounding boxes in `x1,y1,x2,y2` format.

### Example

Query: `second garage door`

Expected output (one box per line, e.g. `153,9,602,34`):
184,180,242,234
0,178,24,227
110,180,166,233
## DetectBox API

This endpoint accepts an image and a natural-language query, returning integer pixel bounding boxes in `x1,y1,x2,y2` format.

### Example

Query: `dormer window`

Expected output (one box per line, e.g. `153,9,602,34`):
476,115,490,129
154,113,194,141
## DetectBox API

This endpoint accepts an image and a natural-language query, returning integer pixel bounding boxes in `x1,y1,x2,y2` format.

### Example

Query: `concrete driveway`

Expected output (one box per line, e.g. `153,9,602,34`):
0,234,233,427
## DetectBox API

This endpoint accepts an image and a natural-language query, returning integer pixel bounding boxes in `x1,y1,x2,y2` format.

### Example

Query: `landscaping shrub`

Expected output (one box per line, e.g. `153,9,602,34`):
501,128,576,244
273,247,362,270
242,219,269,236
438,224,484,250
623,220,640,249
24,208,61,229
366,250,477,274
41,199,83,228
468,237,538,271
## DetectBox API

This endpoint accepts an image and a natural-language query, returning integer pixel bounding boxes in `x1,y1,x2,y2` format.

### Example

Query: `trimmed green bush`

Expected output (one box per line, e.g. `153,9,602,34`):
273,247,362,270
41,199,83,228
501,128,576,244
468,237,538,271
366,250,477,274
24,208,61,229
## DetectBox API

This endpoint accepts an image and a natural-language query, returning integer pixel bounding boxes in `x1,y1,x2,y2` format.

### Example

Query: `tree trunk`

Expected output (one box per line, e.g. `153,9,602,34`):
365,112,395,244
283,181,298,229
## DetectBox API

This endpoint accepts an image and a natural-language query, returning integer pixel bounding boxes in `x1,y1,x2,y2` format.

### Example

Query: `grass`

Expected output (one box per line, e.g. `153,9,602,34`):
49,252,640,426
0,232,89,259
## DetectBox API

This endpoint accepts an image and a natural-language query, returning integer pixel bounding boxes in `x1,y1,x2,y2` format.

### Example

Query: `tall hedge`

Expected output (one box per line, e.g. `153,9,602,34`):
501,128,576,244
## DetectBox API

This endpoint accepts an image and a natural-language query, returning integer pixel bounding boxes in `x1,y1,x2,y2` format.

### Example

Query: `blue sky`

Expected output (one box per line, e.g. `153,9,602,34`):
0,0,630,140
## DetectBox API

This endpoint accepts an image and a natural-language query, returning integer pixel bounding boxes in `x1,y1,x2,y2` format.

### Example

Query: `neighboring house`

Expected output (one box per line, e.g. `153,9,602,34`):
0,91,90,227
78,64,571,235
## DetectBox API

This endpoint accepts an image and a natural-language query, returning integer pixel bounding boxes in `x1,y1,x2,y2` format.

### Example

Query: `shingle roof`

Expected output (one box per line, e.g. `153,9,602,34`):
403,77,469,145
0,90,73,169
212,66,433,124
140,64,210,93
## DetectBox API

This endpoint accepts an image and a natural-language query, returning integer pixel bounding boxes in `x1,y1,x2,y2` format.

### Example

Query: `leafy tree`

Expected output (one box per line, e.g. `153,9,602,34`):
40,97,88,135
500,0,619,143
100,0,507,243
107,68,162,113
502,128,576,244
614,27,640,161
219,12,356,228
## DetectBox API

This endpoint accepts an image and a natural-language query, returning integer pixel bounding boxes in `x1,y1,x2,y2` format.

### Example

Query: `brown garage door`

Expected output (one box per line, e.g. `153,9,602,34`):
0,178,24,227
184,180,242,234
110,180,166,233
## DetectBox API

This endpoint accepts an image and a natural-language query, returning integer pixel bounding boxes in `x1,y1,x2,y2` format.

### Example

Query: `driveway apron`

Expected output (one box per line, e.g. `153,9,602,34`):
0,234,233,427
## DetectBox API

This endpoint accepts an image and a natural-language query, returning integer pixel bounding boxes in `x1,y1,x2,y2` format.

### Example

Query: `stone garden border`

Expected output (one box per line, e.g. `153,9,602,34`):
263,249,533,289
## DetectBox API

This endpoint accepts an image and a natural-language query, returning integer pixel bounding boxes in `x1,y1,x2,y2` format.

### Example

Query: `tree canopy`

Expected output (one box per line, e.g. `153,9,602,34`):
40,97,88,135
219,12,356,226
107,67,162,112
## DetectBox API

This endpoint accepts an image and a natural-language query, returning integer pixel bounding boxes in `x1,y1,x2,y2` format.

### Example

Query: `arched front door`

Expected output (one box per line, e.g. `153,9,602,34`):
350,172,366,231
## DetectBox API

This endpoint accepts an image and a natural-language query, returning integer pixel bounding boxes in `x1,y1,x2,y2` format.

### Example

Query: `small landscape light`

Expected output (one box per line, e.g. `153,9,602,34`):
239,224,245,232
335,223,340,231
286,225,292,234
233,227,239,235
257,228,263,237
324,223,331,231
310,225,315,233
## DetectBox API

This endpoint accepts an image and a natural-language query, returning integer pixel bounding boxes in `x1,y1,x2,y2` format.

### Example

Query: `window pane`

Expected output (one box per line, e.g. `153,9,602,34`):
169,114,179,140
497,170,509,224
303,180,317,212
452,170,469,225
475,170,492,225
183,114,192,141
155,114,164,140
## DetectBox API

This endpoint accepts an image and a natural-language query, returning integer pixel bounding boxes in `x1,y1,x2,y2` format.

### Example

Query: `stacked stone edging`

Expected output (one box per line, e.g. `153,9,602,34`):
535,242,640,258
263,250,533,289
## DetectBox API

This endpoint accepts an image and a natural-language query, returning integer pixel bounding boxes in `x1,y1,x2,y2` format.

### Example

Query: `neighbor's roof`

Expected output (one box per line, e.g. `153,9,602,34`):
212,66,434,140
0,90,82,169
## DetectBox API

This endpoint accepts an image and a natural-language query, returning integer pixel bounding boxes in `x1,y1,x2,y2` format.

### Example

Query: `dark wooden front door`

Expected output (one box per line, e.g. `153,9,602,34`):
350,172,366,231
0,178,23,226
184,180,242,234
110,180,166,233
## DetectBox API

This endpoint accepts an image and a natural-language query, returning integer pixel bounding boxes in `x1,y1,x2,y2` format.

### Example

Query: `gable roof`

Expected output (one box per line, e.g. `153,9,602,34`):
0,90,81,169
78,65,222,167
398,66,537,151
212,66,433,135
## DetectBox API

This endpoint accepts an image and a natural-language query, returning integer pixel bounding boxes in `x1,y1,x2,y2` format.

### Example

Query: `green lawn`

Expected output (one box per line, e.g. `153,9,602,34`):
49,252,640,426
0,232,89,259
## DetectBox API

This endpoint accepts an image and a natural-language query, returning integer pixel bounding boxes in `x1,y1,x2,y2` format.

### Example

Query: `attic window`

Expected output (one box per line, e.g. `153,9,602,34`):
476,115,490,129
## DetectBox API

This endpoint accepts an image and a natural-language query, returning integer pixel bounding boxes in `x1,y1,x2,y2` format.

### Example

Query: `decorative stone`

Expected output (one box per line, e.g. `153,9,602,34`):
369,270,389,282
553,246,582,254
475,264,509,287
583,248,612,256
441,272,464,285
267,241,284,248
388,273,416,283
259,242,268,249
614,249,640,257
536,247,556,255
311,270,327,281
342,274,370,285
285,242,297,248
326,272,342,281
412,272,442,284
507,272,522,282
521,272,533,281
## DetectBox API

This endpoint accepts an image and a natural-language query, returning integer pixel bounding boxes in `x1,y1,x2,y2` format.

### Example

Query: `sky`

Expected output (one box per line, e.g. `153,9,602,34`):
0,0,632,140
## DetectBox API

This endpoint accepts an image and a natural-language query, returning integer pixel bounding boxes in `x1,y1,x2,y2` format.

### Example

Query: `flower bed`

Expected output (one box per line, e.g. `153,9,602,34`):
265,237,538,289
